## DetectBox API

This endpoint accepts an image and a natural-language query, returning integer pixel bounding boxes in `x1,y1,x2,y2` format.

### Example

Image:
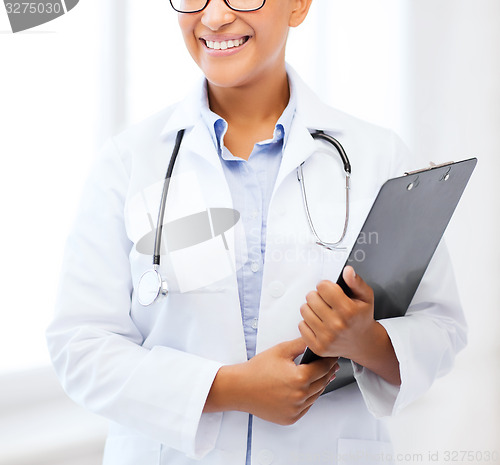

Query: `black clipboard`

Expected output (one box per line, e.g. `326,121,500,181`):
300,158,477,393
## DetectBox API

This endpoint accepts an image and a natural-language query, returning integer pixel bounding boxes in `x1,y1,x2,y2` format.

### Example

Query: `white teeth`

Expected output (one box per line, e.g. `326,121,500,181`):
205,37,246,50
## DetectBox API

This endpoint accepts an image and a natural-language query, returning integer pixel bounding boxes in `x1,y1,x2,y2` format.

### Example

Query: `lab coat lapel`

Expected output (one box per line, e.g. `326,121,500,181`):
160,77,224,172
183,120,223,170
273,116,316,195
273,66,346,196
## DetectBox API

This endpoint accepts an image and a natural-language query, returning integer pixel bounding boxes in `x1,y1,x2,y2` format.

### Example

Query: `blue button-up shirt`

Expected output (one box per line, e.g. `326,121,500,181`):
200,81,296,463
200,84,296,360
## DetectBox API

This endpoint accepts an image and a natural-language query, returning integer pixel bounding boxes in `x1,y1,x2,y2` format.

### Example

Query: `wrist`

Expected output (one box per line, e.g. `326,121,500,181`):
346,320,379,363
204,362,249,414
350,321,401,386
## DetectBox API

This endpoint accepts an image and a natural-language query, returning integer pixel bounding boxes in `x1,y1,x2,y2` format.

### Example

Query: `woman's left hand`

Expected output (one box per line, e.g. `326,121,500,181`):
299,266,376,362
299,265,401,385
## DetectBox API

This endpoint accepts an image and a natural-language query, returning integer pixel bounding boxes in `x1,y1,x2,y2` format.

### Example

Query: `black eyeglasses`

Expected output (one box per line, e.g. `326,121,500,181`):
170,0,266,14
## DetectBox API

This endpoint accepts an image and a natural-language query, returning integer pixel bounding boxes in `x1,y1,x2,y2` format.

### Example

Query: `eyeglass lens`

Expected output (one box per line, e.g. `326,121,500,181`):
170,0,265,13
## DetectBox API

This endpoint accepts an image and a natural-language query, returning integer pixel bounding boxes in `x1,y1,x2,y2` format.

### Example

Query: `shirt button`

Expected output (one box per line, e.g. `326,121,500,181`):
250,261,260,273
251,318,258,330
268,281,286,298
257,449,275,465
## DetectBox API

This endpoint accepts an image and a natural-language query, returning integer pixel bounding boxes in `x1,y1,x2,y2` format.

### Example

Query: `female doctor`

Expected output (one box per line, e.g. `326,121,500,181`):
46,0,467,464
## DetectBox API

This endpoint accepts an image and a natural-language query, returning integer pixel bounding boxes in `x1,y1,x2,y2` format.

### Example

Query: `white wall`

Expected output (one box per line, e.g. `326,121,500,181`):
386,1,500,461
0,3,111,462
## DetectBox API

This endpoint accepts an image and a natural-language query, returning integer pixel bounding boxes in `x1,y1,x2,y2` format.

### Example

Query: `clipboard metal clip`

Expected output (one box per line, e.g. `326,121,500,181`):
404,161,454,176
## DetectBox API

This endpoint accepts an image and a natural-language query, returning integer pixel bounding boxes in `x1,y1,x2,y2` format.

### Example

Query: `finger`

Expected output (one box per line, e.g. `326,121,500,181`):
342,266,373,303
301,364,338,406
300,388,324,414
299,356,338,385
279,337,307,360
294,403,314,424
300,302,325,334
315,280,350,312
298,319,317,348
299,315,343,361
304,290,339,323
291,362,339,425
309,363,338,394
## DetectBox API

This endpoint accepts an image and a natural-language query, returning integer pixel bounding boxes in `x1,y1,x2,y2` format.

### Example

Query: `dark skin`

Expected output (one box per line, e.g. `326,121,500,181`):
205,338,339,425
207,71,290,160
180,0,401,424
205,269,400,425
299,266,401,386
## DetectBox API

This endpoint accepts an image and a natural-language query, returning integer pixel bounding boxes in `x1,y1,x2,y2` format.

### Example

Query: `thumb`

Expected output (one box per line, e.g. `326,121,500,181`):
342,266,373,303
278,337,307,360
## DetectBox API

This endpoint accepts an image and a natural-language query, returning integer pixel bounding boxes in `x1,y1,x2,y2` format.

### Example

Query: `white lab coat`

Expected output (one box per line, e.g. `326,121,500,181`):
46,67,467,465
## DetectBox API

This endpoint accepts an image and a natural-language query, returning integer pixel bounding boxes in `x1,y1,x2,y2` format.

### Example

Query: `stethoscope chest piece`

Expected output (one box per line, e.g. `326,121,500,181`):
137,267,168,306
138,129,185,307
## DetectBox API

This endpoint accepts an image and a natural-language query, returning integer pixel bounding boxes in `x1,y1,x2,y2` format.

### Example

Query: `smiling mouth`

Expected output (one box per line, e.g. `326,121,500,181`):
202,36,250,50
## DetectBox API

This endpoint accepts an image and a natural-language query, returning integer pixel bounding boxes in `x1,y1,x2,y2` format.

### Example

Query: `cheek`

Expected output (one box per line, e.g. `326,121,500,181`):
257,18,289,53
178,17,198,52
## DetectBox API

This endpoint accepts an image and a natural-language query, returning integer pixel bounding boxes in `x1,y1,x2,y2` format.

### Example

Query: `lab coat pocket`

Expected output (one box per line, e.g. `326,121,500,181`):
337,438,395,465
102,434,161,465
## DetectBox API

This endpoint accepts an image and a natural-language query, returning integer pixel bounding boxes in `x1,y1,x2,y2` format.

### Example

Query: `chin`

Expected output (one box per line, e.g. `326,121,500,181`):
203,68,250,89
203,62,268,91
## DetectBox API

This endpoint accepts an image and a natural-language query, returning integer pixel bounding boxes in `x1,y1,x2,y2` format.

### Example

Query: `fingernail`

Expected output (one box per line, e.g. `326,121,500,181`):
330,374,336,382
351,267,356,278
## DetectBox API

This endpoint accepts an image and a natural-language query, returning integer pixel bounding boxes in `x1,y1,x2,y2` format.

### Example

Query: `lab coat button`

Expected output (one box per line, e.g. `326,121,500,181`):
251,318,258,330
251,261,260,273
257,449,275,465
269,281,285,298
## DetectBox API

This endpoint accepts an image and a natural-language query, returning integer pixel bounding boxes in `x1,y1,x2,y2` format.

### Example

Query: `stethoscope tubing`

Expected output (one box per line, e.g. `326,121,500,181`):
139,128,351,306
153,129,185,266
297,130,351,249
310,130,351,175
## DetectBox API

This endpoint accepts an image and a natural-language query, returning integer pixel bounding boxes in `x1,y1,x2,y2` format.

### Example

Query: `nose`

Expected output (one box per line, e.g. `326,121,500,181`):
201,0,236,31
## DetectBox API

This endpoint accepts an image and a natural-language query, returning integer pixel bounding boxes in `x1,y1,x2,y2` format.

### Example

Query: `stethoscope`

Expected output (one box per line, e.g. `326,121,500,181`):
137,129,351,306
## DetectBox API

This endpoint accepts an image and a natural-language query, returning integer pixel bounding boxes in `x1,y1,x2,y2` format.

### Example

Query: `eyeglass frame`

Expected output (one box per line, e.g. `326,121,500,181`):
169,0,266,14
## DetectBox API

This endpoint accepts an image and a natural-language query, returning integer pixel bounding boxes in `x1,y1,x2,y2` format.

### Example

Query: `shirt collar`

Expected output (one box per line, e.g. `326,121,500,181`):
160,64,349,142
199,77,297,156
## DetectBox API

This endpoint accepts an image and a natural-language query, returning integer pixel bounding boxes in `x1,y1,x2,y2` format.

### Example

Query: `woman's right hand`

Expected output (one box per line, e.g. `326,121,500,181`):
204,338,339,425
